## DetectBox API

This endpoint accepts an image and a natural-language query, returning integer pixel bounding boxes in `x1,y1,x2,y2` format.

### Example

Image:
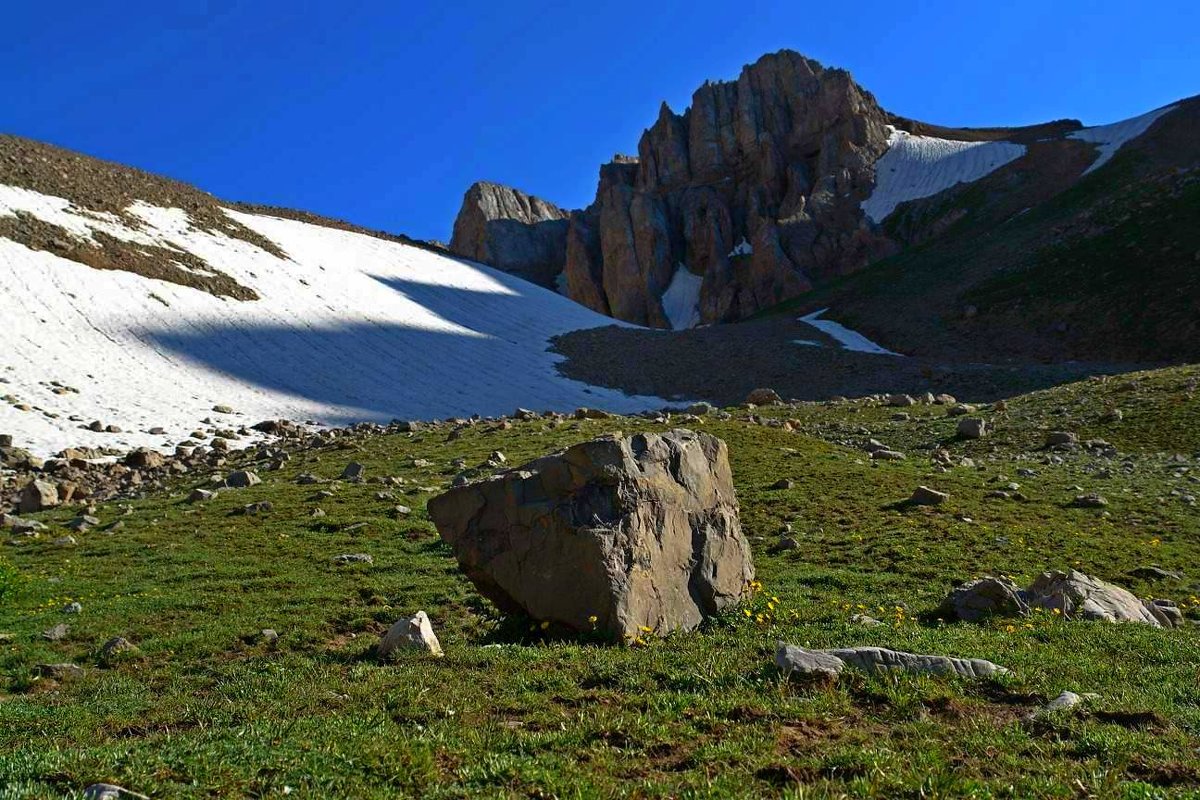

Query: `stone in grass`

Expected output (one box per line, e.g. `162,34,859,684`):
42,623,69,641
775,642,844,679
62,601,83,614
938,576,1029,622
776,643,1007,681
908,486,948,506
35,662,85,680
378,610,443,659
341,462,365,480
870,449,906,461
333,553,373,565
1026,569,1177,628
429,429,754,641
745,388,783,406
188,488,217,503
769,478,794,490
224,470,261,489
100,637,140,664
1045,431,1078,447
1070,493,1108,508
84,784,150,800
956,417,989,440
18,480,59,513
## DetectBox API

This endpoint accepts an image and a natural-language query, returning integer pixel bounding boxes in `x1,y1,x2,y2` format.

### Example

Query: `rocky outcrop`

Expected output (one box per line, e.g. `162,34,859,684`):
939,569,1182,628
427,429,755,640
564,51,892,327
449,181,570,288
451,51,894,327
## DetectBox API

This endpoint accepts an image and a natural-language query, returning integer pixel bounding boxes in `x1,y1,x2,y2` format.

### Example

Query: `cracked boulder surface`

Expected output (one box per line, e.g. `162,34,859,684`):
427,429,754,639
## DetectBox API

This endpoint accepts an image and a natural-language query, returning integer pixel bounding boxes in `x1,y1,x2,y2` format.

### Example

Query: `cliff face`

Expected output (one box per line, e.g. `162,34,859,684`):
450,51,894,326
449,181,570,288
564,51,894,326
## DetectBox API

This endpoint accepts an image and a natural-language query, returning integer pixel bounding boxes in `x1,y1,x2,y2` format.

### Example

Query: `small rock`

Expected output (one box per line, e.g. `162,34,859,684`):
870,449,906,461
886,394,916,407
775,643,845,679
188,488,217,503
956,418,989,440
341,462,365,480
769,478,794,490
42,623,70,641
100,637,139,662
333,553,373,565
745,388,783,406
850,614,884,627
1070,493,1108,508
1128,566,1182,581
62,601,83,614
260,628,279,643
224,470,261,488
908,486,948,506
83,784,150,800
18,480,60,513
212,404,235,414
379,610,443,658
1045,431,1078,447
35,662,85,680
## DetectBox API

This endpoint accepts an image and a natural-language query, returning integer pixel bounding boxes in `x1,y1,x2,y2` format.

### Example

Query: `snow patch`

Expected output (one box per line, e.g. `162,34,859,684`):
798,308,901,356
661,264,703,330
793,339,822,347
0,186,668,457
1070,104,1178,175
862,128,1025,223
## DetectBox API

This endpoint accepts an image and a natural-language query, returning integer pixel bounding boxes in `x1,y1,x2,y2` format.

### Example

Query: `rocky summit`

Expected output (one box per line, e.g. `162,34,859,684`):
427,429,755,639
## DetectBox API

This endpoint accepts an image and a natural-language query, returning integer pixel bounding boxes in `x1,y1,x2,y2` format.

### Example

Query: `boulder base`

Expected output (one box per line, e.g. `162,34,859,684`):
427,429,754,640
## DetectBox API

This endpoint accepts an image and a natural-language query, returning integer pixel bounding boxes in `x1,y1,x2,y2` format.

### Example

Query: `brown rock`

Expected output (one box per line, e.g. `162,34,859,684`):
427,429,754,640
449,182,570,288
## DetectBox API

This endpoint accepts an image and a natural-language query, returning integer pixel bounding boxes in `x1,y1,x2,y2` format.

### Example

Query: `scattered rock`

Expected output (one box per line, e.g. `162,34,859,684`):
938,576,1028,621
124,448,164,469
1026,569,1175,627
769,478,794,490
956,417,989,440
42,623,69,641
776,642,1006,681
100,636,139,663
870,449,906,461
850,614,884,626
62,601,83,614
378,610,444,658
341,462,365,480
333,553,373,565
428,429,754,639
35,662,85,680
83,784,150,800
188,488,217,503
745,388,783,406
224,470,261,488
1128,566,1182,582
17,479,59,513
1045,431,1078,447
774,643,844,679
886,394,916,407
947,403,977,417
908,486,948,506
1070,493,1108,508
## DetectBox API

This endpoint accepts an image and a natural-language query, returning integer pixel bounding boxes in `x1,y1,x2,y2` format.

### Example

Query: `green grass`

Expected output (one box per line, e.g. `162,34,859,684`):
2,366,1199,798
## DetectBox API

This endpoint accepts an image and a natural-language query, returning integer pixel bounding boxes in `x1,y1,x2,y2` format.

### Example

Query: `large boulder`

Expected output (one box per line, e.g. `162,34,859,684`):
17,480,60,513
938,576,1029,621
427,429,754,639
449,181,571,288
1025,569,1174,627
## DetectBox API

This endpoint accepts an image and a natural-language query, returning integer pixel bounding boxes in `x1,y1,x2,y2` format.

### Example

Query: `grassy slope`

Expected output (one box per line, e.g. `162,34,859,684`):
757,103,1200,364
2,366,1199,798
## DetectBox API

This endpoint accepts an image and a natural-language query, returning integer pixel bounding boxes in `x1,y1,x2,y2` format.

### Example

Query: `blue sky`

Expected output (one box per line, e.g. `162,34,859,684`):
4,1,1197,242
